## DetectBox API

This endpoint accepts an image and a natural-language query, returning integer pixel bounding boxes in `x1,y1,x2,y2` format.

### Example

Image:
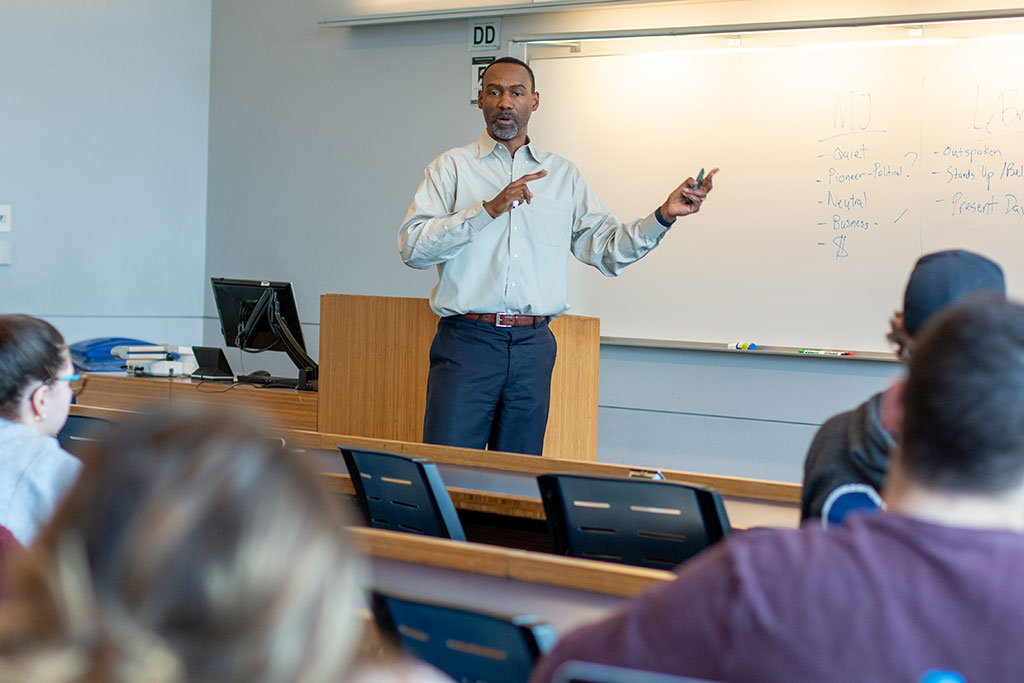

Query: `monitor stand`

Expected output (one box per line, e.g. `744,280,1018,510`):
236,369,317,392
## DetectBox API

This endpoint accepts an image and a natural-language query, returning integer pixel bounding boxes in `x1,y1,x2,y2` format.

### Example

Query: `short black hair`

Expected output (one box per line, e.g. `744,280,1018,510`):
0,315,67,420
481,56,536,92
901,294,1024,494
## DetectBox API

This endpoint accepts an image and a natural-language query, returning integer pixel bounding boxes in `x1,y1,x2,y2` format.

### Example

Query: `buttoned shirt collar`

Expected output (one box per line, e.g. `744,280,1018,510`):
475,130,543,164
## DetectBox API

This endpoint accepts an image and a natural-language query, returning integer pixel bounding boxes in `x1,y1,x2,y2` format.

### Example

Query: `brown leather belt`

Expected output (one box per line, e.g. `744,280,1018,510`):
459,313,549,328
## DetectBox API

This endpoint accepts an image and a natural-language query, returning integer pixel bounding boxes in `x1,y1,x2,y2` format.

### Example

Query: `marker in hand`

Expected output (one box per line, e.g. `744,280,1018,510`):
684,168,706,205
484,169,548,218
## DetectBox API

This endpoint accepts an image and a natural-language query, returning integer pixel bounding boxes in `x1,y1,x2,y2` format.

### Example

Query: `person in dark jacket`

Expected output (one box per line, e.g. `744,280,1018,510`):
801,249,1005,521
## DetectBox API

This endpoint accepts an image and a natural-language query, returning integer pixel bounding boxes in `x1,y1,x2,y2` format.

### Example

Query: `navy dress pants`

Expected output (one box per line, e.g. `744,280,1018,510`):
423,315,557,456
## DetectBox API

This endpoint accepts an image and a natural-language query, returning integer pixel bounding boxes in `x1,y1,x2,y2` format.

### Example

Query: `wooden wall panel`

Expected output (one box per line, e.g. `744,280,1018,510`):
317,294,599,460
318,295,436,444
545,315,599,461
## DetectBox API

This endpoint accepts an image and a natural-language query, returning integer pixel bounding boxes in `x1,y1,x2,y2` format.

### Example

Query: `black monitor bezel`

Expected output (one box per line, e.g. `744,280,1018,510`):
211,277,306,354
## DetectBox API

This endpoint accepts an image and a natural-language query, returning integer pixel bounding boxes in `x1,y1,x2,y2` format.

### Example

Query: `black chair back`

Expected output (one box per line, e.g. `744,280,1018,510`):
339,446,466,540
373,591,557,683
538,473,731,569
56,414,110,455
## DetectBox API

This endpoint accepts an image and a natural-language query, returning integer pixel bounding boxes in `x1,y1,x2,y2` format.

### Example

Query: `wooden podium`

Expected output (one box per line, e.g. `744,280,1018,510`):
317,295,599,460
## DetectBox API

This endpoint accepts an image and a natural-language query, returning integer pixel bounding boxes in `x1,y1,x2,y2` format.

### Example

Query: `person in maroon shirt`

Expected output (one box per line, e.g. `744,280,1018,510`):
532,293,1024,683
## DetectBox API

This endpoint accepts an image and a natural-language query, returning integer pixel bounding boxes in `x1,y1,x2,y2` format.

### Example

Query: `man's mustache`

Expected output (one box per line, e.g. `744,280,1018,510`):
491,112,520,125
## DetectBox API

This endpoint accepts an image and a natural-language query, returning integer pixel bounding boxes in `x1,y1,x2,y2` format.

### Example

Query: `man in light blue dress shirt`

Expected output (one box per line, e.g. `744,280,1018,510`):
399,57,717,455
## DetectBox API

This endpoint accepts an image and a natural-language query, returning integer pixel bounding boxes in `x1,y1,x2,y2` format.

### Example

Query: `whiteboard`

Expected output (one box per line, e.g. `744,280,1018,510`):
530,30,1024,352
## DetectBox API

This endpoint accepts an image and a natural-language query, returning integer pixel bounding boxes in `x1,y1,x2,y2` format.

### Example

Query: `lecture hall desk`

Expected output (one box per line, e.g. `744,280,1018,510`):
71,377,797,634
70,393,674,631
355,526,674,633
75,372,318,431
72,375,801,532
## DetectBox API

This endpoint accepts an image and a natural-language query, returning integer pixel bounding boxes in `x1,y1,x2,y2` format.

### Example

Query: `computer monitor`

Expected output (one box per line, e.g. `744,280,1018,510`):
210,278,318,390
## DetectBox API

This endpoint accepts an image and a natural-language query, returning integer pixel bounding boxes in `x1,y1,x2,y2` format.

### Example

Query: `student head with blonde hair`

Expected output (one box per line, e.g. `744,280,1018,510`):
0,407,364,683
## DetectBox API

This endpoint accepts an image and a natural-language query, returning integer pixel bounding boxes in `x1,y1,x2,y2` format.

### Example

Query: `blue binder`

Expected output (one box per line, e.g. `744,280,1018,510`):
69,337,155,372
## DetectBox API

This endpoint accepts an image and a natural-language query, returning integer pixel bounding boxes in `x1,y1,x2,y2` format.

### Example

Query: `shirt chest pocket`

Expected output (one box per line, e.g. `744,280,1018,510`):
526,197,572,248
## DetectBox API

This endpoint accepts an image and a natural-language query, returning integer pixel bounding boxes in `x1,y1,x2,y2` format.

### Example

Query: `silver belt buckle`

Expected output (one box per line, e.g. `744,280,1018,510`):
495,313,515,328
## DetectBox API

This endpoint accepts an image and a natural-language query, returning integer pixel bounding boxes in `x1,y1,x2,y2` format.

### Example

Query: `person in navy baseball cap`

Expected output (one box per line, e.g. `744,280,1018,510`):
902,249,1006,337
802,249,1006,524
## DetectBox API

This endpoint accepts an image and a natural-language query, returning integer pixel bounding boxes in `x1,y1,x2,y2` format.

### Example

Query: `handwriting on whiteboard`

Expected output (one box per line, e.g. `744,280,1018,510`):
816,91,912,260
816,84,1024,262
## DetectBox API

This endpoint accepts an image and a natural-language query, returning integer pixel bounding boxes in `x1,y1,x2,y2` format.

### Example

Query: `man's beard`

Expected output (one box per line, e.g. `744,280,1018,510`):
489,115,520,140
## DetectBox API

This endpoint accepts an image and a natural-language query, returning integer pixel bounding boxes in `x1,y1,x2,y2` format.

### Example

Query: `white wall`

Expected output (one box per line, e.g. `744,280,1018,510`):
201,0,922,480
0,0,211,346
202,0,930,481
204,0,482,374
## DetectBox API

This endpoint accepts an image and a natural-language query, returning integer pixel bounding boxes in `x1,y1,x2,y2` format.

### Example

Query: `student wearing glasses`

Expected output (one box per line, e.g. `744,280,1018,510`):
0,315,83,545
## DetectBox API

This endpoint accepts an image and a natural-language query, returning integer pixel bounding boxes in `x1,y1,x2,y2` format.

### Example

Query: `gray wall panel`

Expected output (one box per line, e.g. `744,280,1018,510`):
595,345,902,480
0,0,211,346
597,406,820,484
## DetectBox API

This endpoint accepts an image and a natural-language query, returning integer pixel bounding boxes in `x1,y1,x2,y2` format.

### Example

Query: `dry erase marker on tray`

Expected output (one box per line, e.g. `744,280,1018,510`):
798,349,852,357
727,342,757,350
